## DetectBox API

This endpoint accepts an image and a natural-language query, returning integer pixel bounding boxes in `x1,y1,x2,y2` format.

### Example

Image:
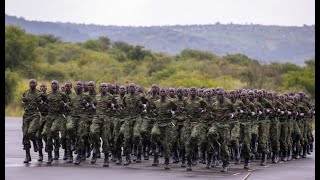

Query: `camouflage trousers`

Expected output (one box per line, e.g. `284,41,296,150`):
208,122,230,163
119,117,142,155
22,112,40,150
151,121,173,159
240,120,252,160
184,121,202,162
292,119,302,150
60,115,67,149
251,120,259,150
269,117,280,153
258,119,270,154
66,115,88,152
229,121,240,149
298,118,308,147
37,115,47,150
140,116,155,150
113,118,125,155
279,118,289,154
198,121,213,155
90,115,112,153
171,120,187,157
41,113,63,152
306,117,314,146
287,119,293,151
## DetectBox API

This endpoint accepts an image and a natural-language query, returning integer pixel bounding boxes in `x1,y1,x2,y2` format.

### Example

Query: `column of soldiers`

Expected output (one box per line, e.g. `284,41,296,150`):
21,79,315,172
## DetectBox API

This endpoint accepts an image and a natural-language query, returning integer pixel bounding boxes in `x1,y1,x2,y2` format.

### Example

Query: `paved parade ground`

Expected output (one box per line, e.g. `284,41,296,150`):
5,117,315,180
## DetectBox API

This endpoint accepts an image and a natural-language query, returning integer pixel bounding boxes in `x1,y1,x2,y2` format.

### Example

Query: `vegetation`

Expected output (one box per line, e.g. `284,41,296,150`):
5,25,315,116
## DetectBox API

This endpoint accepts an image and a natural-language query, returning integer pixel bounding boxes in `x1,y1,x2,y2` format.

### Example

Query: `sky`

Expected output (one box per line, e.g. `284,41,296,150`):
5,0,315,26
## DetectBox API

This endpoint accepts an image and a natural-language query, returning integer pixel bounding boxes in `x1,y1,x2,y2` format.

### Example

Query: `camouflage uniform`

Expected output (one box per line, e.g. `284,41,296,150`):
113,94,126,164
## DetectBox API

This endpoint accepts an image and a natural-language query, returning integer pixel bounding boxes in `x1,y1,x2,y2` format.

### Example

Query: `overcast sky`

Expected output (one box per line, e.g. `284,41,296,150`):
5,0,315,26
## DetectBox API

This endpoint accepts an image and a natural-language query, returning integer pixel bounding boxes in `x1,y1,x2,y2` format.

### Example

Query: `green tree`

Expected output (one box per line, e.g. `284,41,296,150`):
5,69,20,105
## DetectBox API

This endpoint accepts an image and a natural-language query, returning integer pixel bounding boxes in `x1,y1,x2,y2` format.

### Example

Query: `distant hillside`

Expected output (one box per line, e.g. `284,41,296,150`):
5,14,314,65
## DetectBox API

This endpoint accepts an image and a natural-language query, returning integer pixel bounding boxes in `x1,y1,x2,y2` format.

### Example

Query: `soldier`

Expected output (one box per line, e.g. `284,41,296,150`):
151,88,176,169
228,90,241,164
90,83,116,167
85,81,97,159
41,80,68,164
235,91,257,169
37,83,49,162
62,82,72,161
184,87,206,171
208,90,236,172
21,79,42,163
66,81,91,164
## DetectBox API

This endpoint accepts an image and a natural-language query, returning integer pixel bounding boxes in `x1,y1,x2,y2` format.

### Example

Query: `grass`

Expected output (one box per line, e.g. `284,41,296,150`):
5,104,23,117
312,118,315,130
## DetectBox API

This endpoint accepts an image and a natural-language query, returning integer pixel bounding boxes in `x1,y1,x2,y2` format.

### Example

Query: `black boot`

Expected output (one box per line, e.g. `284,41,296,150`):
244,158,250,169
32,140,38,152
23,148,31,163
307,145,311,155
221,161,229,172
116,151,122,165
144,148,149,160
281,150,288,162
74,153,81,165
70,139,75,152
272,152,278,163
63,149,68,160
91,145,97,164
206,153,212,169
97,148,101,158
234,148,241,164
152,151,159,166
186,159,192,171
173,150,179,163
192,152,197,166
293,147,300,159
47,151,53,164
302,145,307,158
136,151,142,163
38,149,43,162
53,149,59,160
103,153,109,167
81,149,86,161
310,143,313,152
181,153,186,167
86,146,91,158
164,158,170,169
260,152,267,166
68,149,73,163
287,149,293,161
212,155,219,167
124,154,131,166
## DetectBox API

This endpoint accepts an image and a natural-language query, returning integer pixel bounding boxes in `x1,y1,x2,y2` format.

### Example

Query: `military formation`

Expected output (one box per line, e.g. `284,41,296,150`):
21,79,315,172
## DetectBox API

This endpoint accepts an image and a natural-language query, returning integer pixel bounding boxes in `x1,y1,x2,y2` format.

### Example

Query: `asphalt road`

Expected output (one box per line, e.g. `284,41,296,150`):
5,117,315,180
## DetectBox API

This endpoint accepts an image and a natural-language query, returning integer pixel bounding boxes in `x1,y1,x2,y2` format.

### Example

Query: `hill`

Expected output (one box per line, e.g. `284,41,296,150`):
5,14,314,65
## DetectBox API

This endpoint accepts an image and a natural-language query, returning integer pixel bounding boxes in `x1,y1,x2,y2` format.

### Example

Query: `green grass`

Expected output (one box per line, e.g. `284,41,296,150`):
5,104,23,117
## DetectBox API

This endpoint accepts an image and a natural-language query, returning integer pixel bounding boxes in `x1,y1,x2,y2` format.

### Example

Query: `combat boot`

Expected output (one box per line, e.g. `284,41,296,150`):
91,145,97,164
234,148,241,164
212,155,219,167
124,154,131,166
70,139,75,152
38,149,43,162
74,154,81,165
81,149,86,161
152,151,159,166
164,158,170,169
192,152,197,166
307,144,311,155
68,149,73,163
63,149,68,160
272,152,279,163
293,148,300,159
103,153,109,167
281,150,288,162
86,146,91,158
136,151,142,163
47,151,53,164
206,153,212,169
53,148,59,160
260,152,267,166
287,149,293,161
173,150,180,163
96,147,101,158
144,148,149,160
116,151,122,165
32,140,38,152
23,148,31,163
199,150,205,164
302,145,307,158
310,143,313,152
244,158,250,169
181,153,186,167
186,159,192,171
221,161,229,172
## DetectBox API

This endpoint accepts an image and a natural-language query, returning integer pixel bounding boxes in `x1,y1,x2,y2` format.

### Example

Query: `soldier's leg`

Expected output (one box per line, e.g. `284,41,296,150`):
90,116,102,164
22,114,35,163
123,119,133,165
133,117,142,162
241,122,252,169
251,121,259,159
279,121,289,161
50,115,62,160
101,118,111,167
114,118,124,164
74,117,86,165
171,120,180,164
269,118,280,163
37,116,47,162
163,125,173,169
42,115,54,164
179,123,187,167
208,123,219,168
150,124,161,166
60,116,68,160
84,116,93,159
198,123,208,164
140,117,151,160
230,122,240,164
287,119,293,160
219,124,231,172
258,119,269,165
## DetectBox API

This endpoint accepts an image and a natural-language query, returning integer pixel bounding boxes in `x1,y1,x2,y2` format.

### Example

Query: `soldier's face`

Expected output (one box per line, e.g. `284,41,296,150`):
76,83,83,92
240,94,247,101
212,90,217,96
190,89,196,96
100,84,107,93
177,90,183,97
152,86,158,93
51,82,58,91
29,81,37,89
88,83,95,91
129,85,135,93
40,85,47,92
160,90,166,97
120,87,126,95
65,84,72,92
248,93,254,100
169,90,175,96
